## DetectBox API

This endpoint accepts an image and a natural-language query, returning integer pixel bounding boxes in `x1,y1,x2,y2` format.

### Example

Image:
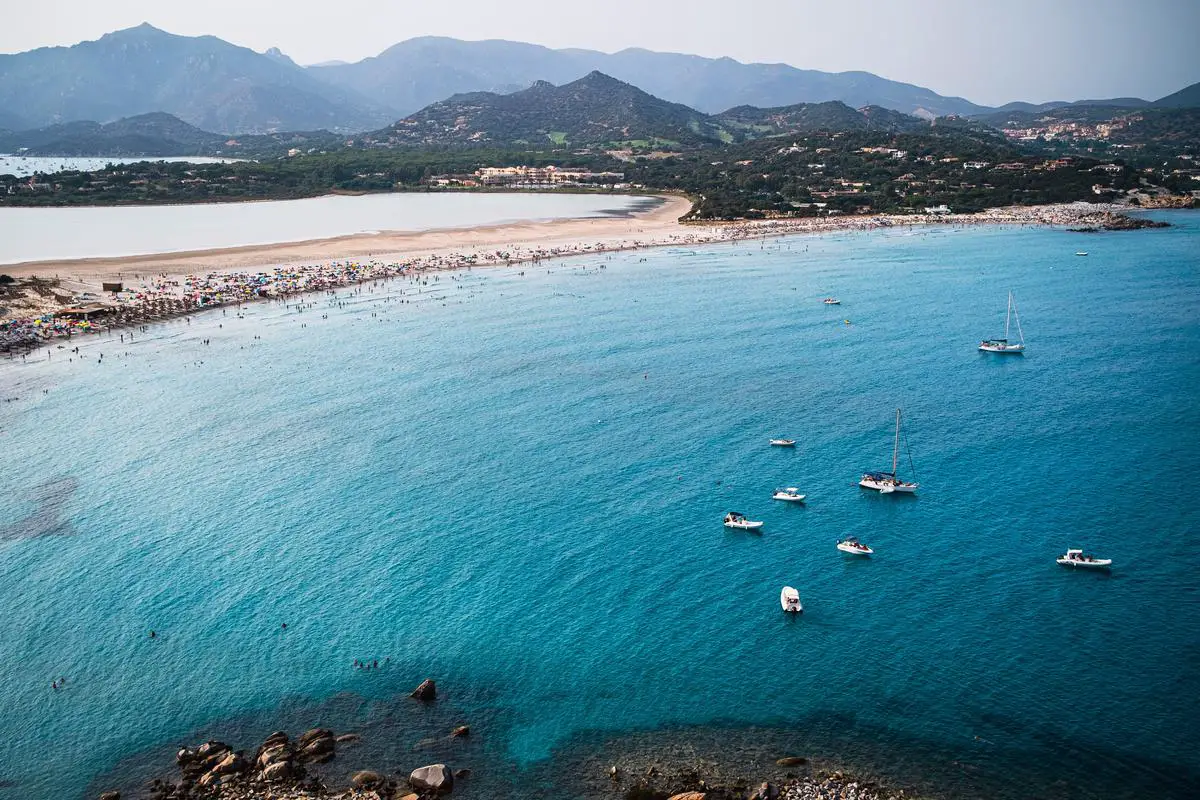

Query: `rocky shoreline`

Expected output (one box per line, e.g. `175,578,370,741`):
88,678,923,800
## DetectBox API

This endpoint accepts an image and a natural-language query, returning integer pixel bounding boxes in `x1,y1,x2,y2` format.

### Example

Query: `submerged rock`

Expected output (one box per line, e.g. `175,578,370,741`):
775,757,807,767
351,769,384,788
451,725,470,738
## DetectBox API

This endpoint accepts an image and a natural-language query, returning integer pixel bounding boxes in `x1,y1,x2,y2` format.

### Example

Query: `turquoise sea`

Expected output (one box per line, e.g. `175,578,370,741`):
1,212,1198,799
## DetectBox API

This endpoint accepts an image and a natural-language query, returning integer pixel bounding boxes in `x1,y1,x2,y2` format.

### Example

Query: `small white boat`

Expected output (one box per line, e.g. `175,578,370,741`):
724,512,763,530
859,409,919,494
979,291,1026,353
1075,251,1088,256
781,586,802,613
836,537,873,555
823,297,841,305
1057,548,1112,569
769,438,796,447
772,487,806,502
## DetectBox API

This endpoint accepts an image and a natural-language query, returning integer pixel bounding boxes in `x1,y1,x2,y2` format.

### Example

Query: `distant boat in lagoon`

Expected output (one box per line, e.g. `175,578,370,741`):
772,487,806,502
769,438,796,447
724,512,764,530
1075,251,1089,256
979,291,1025,354
837,537,873,555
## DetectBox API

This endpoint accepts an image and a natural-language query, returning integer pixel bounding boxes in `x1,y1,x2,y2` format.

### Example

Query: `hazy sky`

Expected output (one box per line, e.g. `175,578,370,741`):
3,0,1197,105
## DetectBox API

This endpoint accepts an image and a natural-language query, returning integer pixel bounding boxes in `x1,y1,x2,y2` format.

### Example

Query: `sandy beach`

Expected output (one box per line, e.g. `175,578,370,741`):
0,196,1162,349
6,194,695,283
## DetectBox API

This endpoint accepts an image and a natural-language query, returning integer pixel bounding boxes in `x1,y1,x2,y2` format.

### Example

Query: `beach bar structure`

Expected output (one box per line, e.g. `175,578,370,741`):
55,303,114,321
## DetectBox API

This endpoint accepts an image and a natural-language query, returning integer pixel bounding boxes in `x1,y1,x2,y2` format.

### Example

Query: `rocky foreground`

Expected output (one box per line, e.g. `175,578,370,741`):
91,678,922,800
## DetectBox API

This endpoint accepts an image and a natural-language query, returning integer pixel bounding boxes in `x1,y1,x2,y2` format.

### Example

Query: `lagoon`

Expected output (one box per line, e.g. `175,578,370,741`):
0,192,650,265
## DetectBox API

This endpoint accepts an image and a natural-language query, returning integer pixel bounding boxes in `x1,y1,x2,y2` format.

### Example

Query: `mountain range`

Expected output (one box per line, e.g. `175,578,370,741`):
0,24,1196,137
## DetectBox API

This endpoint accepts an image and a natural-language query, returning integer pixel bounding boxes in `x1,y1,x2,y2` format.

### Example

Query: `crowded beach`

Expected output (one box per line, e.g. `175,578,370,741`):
0,198,1160,355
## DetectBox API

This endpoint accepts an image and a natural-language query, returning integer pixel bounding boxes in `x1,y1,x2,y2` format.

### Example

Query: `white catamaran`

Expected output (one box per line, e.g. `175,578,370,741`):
979,291,1026,353
859,408,919,494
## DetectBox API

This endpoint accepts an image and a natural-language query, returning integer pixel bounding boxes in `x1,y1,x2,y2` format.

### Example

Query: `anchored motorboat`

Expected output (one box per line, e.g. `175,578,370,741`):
1075,251,1089,256
724,512,764,530
772,487,807,502
769,438,796,447
859,408,919,494
837,537,873,555
1057,548,1112,569
781,586,803,613
823,297,841,305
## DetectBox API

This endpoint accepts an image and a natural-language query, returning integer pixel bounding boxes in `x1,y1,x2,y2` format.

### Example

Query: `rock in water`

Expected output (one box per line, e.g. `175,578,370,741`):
775,757,807,766
410,763,454,794
411,679,437,701
260,760,297,782
295,728,333,749
99,792,121,800
336,733,361,744
451,725,470,738
212,751,248,775
668,793,707,800
352,770,384,788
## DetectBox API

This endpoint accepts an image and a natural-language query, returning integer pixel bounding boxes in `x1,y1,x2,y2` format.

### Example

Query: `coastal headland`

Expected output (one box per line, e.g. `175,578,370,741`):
0,196,1167,352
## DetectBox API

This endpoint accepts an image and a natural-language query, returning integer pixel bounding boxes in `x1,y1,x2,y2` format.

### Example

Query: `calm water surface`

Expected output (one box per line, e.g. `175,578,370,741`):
0,192,650,264
1,212,1198,799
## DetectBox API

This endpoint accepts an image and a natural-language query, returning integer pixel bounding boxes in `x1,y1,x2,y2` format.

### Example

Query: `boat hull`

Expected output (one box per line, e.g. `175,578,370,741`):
859,478,917,493
837,542,873,555
725,520,764,530
772,493,806,502
1057,558,1112,569
769,440,796,447
979,343,1025,353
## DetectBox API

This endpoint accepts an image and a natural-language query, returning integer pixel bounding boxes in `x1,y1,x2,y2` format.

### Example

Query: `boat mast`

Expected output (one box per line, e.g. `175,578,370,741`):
892,408,901,476
1004,292,1012,340
1011,292,1024,345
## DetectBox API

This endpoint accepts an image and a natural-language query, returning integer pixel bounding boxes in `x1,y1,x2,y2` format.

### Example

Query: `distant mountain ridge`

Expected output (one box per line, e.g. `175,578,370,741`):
362,72,940,150
309,36,988,119
0,112,226,156
0,23,393,134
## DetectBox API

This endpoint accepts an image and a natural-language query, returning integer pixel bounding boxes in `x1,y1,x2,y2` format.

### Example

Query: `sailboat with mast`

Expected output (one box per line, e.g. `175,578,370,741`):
859,408,919,494
979,291,1026,353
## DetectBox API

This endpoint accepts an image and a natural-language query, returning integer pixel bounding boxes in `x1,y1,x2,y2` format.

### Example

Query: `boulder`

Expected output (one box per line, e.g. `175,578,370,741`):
260,760,297,783
256,743,292,769
453,768,472,779
351,770,384,788
775,757,807,767
747,782,778,800
196,741,230,761
99,792,121,800
668,794,707,800
295,728,333,749
335,733,361,744
451,725,470,738
411,679,437,701
397,794,420,800
212,751,248,775
299,735,335,763
262,730,289,749
175,748,196,767
409,763,453,794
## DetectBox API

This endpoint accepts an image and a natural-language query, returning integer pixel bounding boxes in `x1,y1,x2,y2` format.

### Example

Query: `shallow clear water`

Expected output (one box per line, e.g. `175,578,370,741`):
1,212,1198,799
0,192,648,264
